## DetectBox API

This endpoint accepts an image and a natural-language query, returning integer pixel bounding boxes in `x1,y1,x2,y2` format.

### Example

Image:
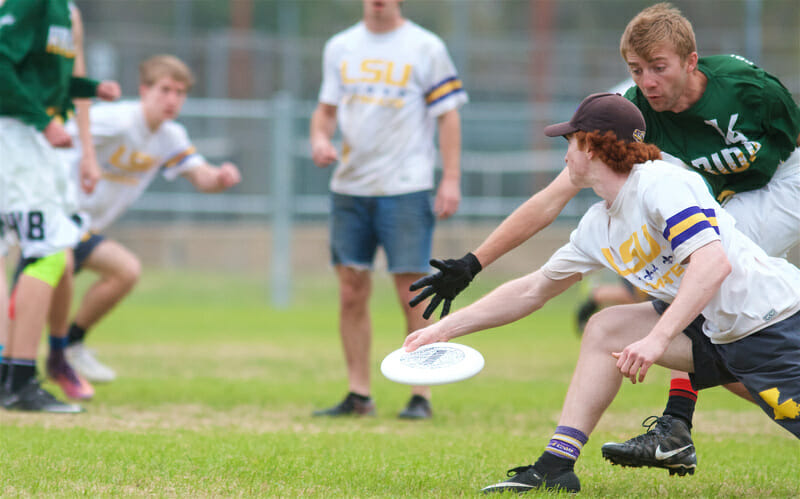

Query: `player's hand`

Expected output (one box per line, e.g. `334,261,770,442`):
612,334,669,384
217,162,242,189
79,153,101,194
44,119,72,148
96,80,121,101
311,141,338,167
408,252,482,320
434,176,460,220
403,323,448,352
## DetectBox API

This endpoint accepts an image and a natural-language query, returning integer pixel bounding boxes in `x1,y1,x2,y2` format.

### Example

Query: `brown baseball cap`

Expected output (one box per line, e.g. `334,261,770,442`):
544,93,646,143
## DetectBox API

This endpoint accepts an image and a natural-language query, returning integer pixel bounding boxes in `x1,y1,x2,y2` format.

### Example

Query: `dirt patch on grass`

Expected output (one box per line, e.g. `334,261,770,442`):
1,404,427,435
4,404,787,441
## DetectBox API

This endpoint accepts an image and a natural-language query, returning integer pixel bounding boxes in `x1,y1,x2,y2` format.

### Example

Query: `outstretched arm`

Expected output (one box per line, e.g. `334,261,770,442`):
410,168,582,318
181,162,242,193
405,269,580,351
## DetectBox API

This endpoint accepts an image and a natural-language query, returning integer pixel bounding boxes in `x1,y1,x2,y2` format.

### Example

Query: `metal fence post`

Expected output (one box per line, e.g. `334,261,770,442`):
270,92,294,308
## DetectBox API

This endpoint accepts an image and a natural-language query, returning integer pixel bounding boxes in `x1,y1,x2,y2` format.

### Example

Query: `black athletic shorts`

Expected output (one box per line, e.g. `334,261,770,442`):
654,299,800,438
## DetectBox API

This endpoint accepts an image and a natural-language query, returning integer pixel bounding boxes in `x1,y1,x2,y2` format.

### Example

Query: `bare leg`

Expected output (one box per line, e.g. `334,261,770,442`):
48,259,74,338
558,302,694,435
71,240,141,332
592,284,638,307
336,265,372,396
7,251,74,359
393,272,432,400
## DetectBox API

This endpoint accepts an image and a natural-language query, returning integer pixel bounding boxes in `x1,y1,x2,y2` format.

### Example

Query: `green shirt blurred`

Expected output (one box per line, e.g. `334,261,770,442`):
0,0,97,131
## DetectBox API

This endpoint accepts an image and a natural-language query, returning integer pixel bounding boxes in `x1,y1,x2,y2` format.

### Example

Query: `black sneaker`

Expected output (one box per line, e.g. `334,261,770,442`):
1,378,84,413
601,415,696,476
312,392,376,417
397,394,432,420
575,298,598,335
481,465,580,494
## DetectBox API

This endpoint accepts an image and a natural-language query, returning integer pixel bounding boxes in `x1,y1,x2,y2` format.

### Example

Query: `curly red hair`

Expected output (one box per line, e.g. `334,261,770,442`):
575,130,661,174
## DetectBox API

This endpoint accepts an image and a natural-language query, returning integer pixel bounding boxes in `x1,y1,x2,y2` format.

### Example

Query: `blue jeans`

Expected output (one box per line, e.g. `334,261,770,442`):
329,191,434,274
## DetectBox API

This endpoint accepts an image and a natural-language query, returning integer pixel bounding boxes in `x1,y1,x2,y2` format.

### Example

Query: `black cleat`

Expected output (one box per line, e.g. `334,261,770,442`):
481,465,580,494
601,415,696,476
1,378,84,413
397,394,432,420
312,392,376,417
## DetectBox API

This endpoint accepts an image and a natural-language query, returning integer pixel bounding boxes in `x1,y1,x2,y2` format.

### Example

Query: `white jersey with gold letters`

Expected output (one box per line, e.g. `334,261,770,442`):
319,20,468,196
542,160,800,344
63,101,205,232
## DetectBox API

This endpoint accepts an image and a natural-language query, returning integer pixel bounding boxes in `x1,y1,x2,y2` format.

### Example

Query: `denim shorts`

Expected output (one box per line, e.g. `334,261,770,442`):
329,190,434,274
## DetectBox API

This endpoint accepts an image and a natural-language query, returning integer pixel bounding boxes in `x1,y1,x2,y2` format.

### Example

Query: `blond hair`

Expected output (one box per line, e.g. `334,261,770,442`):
139,55,195,89
620,2,696,62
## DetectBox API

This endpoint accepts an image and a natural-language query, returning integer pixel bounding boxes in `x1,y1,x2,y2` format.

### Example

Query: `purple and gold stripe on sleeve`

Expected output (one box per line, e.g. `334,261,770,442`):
662,206,719,251
164,147,197,169
425,76,464,107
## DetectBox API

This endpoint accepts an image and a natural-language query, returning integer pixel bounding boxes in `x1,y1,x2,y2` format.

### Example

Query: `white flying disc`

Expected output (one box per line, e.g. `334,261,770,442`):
380,342,484,386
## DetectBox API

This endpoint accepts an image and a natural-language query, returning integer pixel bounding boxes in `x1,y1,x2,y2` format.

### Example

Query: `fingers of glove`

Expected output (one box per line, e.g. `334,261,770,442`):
439,299,452,319
408,287,435,308
409,273,438,291
429,259,452,272
423,295,443,320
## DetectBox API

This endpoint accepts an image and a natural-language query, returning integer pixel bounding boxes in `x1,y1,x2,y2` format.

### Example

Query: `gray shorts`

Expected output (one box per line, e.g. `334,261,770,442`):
654,300,800,438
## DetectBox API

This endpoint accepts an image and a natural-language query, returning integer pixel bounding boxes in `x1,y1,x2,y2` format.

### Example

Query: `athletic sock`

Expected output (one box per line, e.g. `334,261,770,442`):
66,323,87,346
50,335,69,353
7,359,36,392
539,426,589,473
663,378,697,429
349,391,371,402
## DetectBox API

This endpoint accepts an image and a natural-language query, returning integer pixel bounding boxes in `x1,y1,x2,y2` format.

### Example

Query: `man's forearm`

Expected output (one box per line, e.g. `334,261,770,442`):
473,169,581,267
438,109,461,182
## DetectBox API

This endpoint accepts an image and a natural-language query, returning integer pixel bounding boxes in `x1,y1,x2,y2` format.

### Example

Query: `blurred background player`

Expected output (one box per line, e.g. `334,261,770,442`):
309,0,466,419
410,1,799,469
0,0,118,412
36,54,241,398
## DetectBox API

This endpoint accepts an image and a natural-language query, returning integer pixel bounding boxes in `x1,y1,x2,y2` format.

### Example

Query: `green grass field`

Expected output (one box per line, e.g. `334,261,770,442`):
2,269,798,497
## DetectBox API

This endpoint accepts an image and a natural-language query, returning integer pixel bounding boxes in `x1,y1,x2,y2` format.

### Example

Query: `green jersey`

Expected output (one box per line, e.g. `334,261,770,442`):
0,0,97,131
626,54,800,202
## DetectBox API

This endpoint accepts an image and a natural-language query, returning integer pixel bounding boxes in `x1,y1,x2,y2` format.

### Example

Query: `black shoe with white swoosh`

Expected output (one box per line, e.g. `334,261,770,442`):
601,415,697,476
481,465,580,494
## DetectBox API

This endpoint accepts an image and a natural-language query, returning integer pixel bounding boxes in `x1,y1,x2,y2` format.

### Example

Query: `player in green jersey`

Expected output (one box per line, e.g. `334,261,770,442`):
409,2,799,474
0,0,119,413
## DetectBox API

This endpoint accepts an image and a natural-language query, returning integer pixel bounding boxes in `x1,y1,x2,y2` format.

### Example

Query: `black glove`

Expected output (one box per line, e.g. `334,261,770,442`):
408,252,482,320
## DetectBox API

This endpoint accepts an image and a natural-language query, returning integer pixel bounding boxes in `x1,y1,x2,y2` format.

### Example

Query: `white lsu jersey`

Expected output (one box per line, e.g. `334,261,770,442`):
542,160,800,344
319,20,468,196
63,101,205,231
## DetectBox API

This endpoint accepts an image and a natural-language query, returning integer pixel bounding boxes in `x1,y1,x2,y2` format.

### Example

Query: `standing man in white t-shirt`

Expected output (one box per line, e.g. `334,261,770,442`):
309,0,468,419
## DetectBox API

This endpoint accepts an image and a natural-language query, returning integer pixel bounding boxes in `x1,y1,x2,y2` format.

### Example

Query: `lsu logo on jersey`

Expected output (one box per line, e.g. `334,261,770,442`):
341,59,412,87
602,225,688,292
602,225,662,277
46,25,75,58
690,114,762,176
108,145,157,174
